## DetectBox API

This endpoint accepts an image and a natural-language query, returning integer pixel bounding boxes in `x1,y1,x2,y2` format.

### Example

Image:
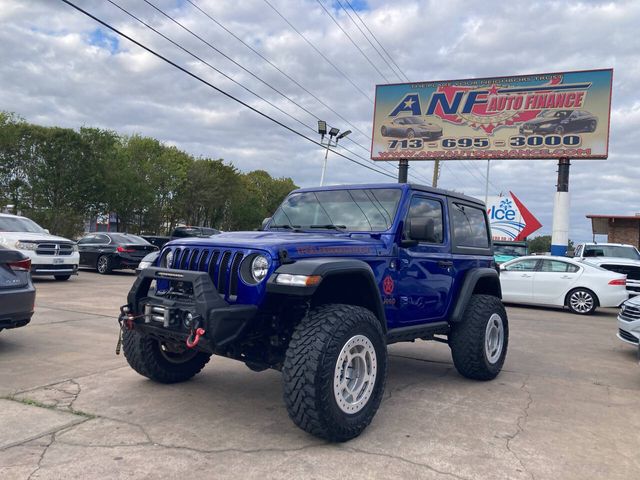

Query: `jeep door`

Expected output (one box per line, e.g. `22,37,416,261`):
396,194,453,324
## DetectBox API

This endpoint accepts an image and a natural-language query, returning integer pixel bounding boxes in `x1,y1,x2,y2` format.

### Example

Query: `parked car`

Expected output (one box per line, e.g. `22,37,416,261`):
617,295,640,346
493,240,528,265
574,242,640,260
135,250,159,274
78,232,157,274
0,213,79,281
500,255,628,314
581,257,640,297
380,116,443,139
519,109,598,135
0,246,36,332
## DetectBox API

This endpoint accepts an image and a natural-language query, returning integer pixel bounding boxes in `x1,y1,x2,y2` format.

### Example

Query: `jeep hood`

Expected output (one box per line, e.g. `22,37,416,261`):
167,231,392,259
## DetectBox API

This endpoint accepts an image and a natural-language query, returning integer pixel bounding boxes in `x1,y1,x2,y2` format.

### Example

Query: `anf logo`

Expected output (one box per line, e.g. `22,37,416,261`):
389,94,421,116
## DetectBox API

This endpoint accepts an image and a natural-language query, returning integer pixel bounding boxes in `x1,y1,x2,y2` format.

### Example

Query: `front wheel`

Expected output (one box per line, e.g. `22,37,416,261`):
122,329,211,383
406,129,415,139
96,255,113,274
282,304,387,442
567,288,598,315
449,295,508,380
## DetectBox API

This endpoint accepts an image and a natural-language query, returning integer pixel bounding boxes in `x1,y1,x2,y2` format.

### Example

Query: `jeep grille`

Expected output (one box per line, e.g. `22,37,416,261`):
169,247,244,300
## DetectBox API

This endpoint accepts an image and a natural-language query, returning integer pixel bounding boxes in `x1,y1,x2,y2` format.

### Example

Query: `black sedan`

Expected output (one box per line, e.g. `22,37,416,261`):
0,246,35,333
519,109,598,135
77,232,158,274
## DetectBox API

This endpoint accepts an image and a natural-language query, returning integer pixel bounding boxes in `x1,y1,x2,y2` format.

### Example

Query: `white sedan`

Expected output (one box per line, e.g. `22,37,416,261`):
500,255,628,314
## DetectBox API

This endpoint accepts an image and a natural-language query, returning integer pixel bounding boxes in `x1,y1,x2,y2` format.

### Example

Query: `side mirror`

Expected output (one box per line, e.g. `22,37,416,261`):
44,228,50,234
261,217,271,231
499,264,506,271
409,218,436,243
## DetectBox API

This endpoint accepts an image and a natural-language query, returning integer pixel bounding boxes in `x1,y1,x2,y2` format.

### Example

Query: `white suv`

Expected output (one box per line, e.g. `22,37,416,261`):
0,213,79,281
575,243,640,296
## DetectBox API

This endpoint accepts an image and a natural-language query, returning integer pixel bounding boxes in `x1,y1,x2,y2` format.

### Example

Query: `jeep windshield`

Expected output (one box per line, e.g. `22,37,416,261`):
0,216,47,233
583,245,640,260
270,188,402,232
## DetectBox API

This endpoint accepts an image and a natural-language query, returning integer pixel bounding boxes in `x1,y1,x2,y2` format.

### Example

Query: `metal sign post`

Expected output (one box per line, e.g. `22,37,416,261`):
550,158,571,255
398,159,409,183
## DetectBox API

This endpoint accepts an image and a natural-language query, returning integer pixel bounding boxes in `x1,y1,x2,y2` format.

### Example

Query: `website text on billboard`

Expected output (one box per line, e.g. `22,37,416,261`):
371,69,613,161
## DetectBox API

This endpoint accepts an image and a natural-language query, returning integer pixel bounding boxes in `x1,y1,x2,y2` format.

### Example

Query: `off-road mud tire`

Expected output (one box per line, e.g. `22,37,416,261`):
282,304,387,442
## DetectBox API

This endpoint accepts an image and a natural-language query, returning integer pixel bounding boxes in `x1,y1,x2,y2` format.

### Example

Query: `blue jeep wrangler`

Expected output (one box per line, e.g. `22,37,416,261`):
119,183,507,441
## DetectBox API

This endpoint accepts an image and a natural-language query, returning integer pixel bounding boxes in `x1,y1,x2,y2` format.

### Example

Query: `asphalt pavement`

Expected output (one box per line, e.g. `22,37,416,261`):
1,271,639,479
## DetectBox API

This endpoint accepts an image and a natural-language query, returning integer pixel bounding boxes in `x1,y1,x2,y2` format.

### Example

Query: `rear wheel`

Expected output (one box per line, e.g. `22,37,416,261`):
567,288,597,315
406,129,415,139
282,304,387,442
449,295,508,380
54,275,71,281
96,255,112,274
122,329,211,383
380,126,387,136
588,120,597,132
554,126,565,135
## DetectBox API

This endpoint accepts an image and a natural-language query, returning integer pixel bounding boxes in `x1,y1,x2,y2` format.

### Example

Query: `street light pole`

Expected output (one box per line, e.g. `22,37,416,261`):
317,120,351,186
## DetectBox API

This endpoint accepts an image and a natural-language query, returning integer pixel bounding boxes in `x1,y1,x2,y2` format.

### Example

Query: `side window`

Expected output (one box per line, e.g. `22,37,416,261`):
406,197,444,244
451,203,489,248
95,234,110,244
78,236,93,244
505,259,538,271
540,260,577,272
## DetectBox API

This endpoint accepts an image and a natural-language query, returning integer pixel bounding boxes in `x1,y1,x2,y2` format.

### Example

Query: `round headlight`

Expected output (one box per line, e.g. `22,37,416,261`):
251,255,270,282
164,250,174,268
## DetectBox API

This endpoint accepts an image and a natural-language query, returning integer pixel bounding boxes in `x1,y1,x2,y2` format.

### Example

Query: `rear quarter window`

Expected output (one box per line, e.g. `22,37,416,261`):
451,203,489,249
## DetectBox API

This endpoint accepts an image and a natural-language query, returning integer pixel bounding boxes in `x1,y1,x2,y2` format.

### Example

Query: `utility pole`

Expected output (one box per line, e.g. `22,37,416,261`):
432,160,440,187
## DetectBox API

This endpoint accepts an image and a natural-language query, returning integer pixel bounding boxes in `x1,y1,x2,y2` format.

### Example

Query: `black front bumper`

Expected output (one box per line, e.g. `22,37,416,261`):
126,267,257,349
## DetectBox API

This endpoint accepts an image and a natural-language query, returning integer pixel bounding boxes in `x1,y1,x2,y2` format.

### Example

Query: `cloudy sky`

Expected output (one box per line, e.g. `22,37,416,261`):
1,0,639,242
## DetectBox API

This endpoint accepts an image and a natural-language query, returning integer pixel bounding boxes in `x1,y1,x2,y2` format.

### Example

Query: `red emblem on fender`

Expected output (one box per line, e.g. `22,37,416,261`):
382,275,394,295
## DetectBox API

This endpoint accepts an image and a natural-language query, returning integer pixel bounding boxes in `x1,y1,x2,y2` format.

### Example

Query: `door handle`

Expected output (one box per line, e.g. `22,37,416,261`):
438,260,453,269
561,275,573,279
521,274,532,278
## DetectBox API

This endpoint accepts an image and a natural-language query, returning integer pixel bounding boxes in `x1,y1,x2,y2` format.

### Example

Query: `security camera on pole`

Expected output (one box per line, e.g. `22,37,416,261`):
317,121,351,186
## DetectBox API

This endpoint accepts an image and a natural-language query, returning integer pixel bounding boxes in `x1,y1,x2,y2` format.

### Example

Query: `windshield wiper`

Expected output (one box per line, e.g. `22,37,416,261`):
269,224,303,232
309,224,347,231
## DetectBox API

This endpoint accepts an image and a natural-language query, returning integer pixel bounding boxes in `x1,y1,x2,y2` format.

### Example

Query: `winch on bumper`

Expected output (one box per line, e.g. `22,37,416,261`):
123,267,257,351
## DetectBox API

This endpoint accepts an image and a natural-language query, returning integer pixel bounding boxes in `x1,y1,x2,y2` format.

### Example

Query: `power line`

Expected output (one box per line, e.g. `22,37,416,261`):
344,0,410,82
139,0,399,178
334,0,403,82
185,0,373,148
262,0,373,103
59,0,396,180
314,0,390,83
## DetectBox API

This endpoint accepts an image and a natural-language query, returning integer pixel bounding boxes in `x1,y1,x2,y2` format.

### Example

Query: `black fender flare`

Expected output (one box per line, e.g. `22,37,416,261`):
450,268,502,323
266,258,386,330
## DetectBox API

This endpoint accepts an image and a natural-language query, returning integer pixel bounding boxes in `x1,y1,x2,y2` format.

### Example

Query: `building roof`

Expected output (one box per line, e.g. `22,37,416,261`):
586,214,640,220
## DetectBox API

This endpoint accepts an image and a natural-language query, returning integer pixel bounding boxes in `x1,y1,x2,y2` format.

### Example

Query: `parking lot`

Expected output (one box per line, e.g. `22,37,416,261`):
1,272,639,480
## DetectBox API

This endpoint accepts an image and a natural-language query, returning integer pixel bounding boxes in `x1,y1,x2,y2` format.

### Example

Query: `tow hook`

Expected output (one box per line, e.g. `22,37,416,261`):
186,327,206,349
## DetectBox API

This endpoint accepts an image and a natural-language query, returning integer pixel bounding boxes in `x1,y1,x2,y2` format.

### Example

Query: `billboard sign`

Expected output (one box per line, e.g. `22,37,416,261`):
371,69,613,160
486,192,542,242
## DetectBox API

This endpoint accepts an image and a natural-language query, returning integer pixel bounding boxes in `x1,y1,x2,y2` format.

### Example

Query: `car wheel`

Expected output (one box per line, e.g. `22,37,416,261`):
54,275,71,281
567,288,598,315
122,329,212,383
554,126,565,135
588,120,597,132
96,255,113,274
406,129,415,139
282,304,387,442
380,126,387,136
449,295,509,380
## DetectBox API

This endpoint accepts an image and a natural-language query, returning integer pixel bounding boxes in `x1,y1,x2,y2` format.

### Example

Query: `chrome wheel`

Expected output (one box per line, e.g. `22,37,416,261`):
569,290,595,314
97,256,108,274
484,313,504,364
333,335,377,414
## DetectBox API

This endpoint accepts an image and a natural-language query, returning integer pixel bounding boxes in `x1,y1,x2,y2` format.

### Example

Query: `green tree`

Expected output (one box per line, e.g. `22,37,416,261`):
528,235,574,254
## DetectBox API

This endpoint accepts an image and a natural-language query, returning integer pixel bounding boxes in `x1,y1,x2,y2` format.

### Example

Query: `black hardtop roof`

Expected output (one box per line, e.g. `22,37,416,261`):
292,183,485,207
